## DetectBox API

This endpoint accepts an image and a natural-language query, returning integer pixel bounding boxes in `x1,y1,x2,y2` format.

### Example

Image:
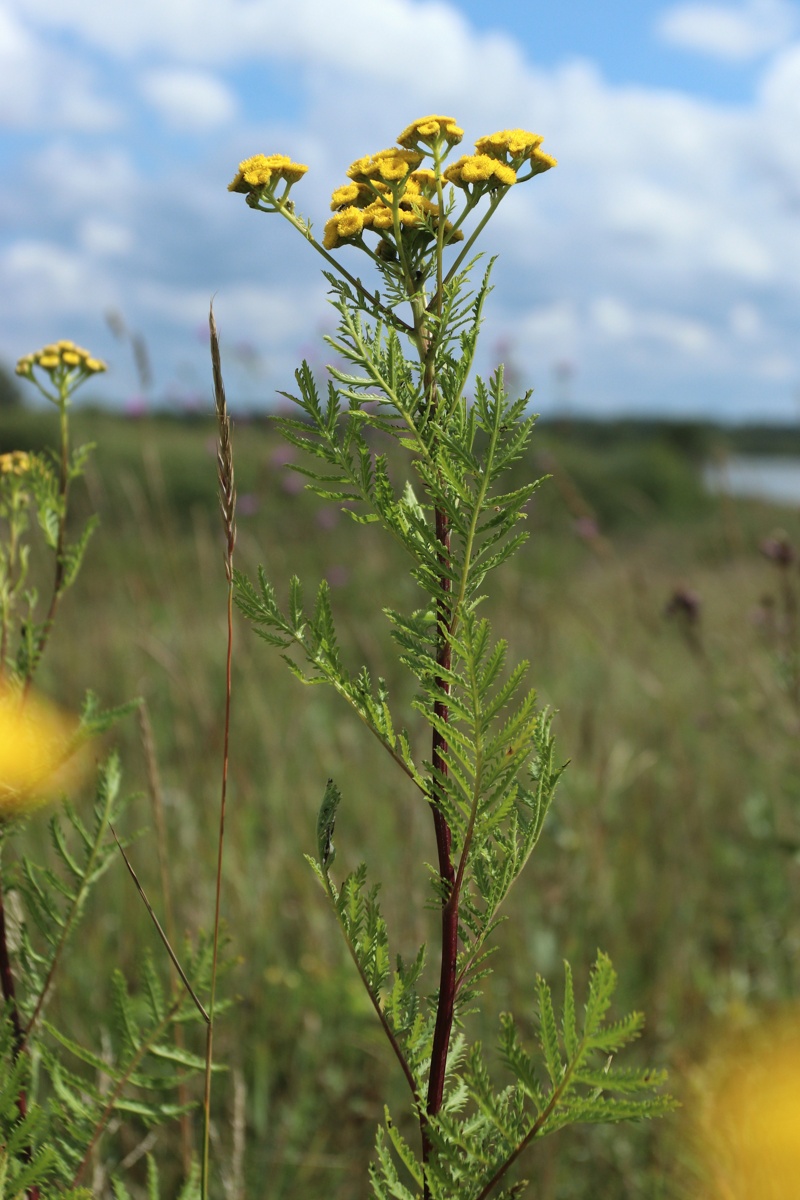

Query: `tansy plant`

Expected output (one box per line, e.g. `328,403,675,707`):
0,345,212,1199
228,115,674,1199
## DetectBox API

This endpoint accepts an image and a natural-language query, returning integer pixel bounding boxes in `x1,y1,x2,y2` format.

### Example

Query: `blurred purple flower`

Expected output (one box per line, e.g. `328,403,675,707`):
270,444,295,468
238,493,260,517
281,471,304,495
326,565,349,588
574,516,599,542
124,395,148,418
316,507,339,531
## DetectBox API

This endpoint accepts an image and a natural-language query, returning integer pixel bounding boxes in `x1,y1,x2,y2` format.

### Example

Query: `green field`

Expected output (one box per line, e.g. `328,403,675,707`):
2,404,799,1198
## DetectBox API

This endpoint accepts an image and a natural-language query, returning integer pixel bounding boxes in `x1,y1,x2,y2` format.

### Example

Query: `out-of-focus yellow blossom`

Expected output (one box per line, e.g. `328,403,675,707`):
0,685,86,817
397,115,463,149
689,1013,800,1200
444,154,517,189
15,343,106,381
475,129,544,160
228,153,308,194
0,451,31,476
347,148,423,184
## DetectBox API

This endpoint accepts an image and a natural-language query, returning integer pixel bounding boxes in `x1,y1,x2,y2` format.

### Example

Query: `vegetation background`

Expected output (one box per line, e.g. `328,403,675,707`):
2,387,799,1198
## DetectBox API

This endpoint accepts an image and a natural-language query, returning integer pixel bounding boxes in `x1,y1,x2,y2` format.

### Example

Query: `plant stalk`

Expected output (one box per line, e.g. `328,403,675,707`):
203,306,237,1200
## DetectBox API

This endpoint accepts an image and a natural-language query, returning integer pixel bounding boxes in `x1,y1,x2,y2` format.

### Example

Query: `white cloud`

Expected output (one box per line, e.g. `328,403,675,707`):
140,68,237,131
657,0,797,61
756,352,795,379
10,0,520,85
591,296,714,354
0,5,120,130
2,0,800,417
78,218,133,257
729,301,762,338
1,240,120,317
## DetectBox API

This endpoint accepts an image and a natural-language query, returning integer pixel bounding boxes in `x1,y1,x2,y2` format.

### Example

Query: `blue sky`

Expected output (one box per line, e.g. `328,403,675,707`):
2,0,799,420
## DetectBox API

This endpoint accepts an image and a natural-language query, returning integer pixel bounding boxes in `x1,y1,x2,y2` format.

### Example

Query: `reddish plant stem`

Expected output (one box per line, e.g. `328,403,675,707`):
423,502,458,1193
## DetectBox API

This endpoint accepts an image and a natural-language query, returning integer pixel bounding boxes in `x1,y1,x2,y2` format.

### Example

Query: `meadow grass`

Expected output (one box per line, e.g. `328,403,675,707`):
2,405,797,1197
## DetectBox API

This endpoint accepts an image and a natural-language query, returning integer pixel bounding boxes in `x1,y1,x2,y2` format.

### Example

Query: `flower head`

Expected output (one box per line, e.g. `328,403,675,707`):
330,181,382,210
410,168,439,194
689,1013,800,1200
0,685,86,817
528,147,558,176
323,206,366,249
0,451,32,476
16,343,107,384
443,154,517,190
347,148,423,184
228,153,308,195
397,115,463,150
475,129,544,160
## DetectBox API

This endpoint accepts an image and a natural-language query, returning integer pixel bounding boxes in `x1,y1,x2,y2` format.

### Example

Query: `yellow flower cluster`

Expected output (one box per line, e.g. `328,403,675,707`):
474,128,544,159
346,148,423,184
228,153,308,194
228,117,555,255
323,174,463,250
0,451,32,476
397,115,464,149
444,154,518,189
329,171,440,214
16,341,106,378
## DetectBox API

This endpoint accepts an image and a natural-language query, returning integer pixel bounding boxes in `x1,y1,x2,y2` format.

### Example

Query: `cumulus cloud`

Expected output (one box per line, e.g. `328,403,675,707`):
0,5,120,130
657,0,798,61
1,0,800,417
140,68,237,131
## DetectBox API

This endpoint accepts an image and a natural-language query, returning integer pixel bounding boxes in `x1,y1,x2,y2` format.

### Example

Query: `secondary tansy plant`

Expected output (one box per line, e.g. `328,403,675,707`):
229,116,673,1199
0,344,212,1200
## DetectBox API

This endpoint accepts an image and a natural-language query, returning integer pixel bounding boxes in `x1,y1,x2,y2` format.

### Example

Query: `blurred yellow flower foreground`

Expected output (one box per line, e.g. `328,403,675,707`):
691,1014,800,1200
0,684,85,816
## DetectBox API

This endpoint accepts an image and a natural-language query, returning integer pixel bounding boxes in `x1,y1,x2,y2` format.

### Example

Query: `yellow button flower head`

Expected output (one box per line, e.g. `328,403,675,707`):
347,148,423,184
529,147,558,175
323,206,366,250
397,115,464,149
228,153,308,194
361,201,394,233
410,168,439,194
0,685,85,818
329,182,381,211
444,154,517,189
474,129,545,161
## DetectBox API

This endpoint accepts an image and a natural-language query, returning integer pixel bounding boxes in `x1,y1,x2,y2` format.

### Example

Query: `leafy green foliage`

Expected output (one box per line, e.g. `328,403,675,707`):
0,1016,59,1197
2,352,212,1197
111,1156,201,1200
371,955,674,1200
39,939,211,1186
1,751,212,1190
238,136,674,1199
